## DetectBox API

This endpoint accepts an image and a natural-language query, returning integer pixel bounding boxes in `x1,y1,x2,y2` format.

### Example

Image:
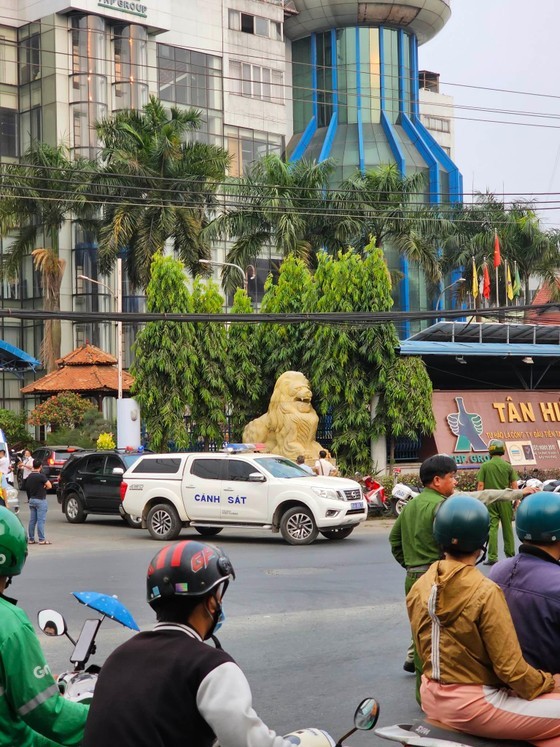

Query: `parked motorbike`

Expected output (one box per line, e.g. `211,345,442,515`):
390,483,420,516
38,591,139,703
542,479,560,493
355,474,392,517
285,697,380,746
375,718,528,746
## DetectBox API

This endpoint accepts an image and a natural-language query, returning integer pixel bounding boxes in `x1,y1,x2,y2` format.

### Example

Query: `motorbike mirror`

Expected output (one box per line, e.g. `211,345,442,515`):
38,609,67,637
353,698,380,730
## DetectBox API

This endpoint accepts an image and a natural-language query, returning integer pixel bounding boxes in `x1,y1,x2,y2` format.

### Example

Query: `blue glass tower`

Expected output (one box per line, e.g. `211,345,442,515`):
285,1,462,329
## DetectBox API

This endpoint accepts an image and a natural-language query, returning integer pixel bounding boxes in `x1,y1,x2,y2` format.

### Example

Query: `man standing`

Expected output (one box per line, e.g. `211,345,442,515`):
476,439,518,566
489,491,560,673
26,459,52,545
296,456,314,475
314,450,337,476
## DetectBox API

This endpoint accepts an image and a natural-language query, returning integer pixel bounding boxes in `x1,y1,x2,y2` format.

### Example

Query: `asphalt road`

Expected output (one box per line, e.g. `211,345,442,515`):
14,494,513,746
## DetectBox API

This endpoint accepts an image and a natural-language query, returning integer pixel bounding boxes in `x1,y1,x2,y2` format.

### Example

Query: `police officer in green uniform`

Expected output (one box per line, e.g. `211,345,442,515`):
477,439,518,566
0,507,88,746
390,453,533,703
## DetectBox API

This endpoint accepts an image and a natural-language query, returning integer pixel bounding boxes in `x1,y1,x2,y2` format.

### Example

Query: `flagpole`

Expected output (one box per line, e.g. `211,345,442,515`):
504,259,508,307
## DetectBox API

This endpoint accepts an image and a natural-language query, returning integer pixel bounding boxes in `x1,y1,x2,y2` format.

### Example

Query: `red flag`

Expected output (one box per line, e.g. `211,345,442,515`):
482,262,491,299
493,232,501,268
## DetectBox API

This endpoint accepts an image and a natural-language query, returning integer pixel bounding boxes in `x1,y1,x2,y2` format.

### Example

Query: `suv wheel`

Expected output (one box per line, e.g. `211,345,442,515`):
147,503,181,541
194,527,223,537
64,493,87,524
122,513,142,529
280,506,318,545
320,527,354,541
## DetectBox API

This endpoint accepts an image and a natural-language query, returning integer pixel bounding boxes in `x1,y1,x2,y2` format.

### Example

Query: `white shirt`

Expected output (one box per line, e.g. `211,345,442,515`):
314,458,336,476
0,457,10,474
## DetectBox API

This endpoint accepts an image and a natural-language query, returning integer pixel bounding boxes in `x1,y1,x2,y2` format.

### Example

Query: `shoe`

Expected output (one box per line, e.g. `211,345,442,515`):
403,660,415,673
38,540,52,545
28,539,35,544
483,560,497,566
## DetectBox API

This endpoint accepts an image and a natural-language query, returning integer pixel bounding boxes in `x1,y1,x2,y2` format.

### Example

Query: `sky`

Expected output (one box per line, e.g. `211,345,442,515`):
420,0,560,226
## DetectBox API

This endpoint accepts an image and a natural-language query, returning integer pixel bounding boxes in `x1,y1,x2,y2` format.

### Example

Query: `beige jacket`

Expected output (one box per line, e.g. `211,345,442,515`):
407,558,554,700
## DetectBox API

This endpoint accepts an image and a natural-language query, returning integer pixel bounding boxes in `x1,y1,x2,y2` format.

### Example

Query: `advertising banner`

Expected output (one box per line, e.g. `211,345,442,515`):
431,391,560,469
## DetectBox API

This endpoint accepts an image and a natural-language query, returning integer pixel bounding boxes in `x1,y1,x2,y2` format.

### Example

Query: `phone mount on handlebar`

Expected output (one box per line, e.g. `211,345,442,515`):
70,619,101,670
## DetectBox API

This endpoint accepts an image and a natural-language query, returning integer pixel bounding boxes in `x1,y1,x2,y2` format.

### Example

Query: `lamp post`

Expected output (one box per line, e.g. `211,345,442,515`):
436,277,466,312
199,259,256,293
78,257,123,401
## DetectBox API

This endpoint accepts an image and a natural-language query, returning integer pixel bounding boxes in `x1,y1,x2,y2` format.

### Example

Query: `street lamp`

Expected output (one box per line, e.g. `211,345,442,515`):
436,278,466,312
78,257,123,401
199,259,256,293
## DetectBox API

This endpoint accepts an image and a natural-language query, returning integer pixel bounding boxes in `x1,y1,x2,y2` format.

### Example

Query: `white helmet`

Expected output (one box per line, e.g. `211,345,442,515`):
526,478,543,489
283,728,336,747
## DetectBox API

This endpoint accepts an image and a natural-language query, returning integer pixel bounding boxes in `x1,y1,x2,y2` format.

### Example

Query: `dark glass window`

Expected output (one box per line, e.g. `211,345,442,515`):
241,14,254,33
226,460,260,481
105,456,123,473
132,458,182,474
190,459,223,480
0,109,17,157
20,33,40,85
81,455,106,474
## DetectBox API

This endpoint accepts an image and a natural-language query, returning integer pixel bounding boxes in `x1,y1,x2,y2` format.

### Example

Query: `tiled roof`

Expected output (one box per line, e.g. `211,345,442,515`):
56,343,117,366
525,282,560,326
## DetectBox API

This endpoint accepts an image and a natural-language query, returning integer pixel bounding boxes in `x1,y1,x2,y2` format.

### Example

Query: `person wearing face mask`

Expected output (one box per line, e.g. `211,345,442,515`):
82,540,295,747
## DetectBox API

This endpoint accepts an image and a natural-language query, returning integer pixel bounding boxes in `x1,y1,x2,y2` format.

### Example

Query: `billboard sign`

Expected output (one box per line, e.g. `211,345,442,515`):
432,391,560,469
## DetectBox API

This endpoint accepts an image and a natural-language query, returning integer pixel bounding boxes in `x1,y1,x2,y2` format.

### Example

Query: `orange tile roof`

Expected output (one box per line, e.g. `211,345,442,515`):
526,281,560,326
21,343,133,395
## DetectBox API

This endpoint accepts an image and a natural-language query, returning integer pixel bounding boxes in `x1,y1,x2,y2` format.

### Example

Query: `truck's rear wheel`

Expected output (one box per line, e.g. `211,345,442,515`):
147,503,181,541
194,527,223,537
320,527,354,540
280,506,318,545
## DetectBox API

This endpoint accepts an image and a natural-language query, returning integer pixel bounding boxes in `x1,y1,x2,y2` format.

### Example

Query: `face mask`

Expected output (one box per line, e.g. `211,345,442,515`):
214,608,225,633
204,595,224,640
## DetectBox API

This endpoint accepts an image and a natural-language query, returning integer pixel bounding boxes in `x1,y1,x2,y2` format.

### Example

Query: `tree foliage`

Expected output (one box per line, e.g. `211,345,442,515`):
190,279,228,449
0,409,32,448
92,97,230,289
225,289,264,441
28,391,96,431
45,410,114,449
131,256,197,452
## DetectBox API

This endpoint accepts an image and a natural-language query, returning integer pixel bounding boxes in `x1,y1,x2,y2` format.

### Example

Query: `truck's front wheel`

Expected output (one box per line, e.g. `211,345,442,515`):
320,527,354,540
147,503,182,541
280,506,318,545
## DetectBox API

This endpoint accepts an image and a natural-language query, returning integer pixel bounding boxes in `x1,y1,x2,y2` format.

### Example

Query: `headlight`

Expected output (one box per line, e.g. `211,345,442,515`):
311,486,340,501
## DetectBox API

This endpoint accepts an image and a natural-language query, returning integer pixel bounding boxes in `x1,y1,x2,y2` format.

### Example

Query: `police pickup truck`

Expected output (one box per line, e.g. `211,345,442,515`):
120,449,367,545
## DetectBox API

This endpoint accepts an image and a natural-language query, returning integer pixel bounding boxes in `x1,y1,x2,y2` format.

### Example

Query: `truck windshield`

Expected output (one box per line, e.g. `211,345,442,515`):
254,457,310,478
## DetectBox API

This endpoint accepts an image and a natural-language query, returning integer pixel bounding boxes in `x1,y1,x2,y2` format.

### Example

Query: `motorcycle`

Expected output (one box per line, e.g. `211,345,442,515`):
542,479,560,493
390,483,420,516
285,697,380,746
38,590,139,703
375,718,528,746
355,474,392,517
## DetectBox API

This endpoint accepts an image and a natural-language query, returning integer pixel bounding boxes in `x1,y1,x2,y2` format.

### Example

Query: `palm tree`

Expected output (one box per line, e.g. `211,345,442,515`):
203,154,350,289
91,96,230,290
0,143,95,371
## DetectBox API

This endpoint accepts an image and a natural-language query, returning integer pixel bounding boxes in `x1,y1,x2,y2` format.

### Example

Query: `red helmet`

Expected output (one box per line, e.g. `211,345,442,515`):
147,540,235,607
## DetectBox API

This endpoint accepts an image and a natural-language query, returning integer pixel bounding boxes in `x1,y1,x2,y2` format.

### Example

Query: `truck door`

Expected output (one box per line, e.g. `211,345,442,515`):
222,459,268,522
182,457,223,521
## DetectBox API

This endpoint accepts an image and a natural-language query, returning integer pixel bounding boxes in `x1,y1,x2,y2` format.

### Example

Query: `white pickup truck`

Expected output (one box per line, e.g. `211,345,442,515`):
120,451,367,545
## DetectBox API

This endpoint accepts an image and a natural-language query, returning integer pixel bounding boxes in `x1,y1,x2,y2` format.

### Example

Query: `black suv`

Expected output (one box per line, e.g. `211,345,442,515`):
32,446,85,490
57,450,145,527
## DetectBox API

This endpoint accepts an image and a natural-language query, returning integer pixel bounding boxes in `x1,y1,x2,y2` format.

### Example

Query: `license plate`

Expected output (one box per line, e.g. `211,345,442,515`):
394,488,408,499
351,501,364,510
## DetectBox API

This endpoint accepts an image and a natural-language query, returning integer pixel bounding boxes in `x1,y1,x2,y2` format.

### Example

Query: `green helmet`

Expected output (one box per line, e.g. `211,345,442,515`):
433,495,490,554
488,439,505,456
0,507,27,576
516,492,560,543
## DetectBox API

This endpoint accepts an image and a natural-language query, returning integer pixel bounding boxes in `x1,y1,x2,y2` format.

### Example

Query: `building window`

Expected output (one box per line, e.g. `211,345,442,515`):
230,61,282,103
228,10,282,40
0,108,17,157
225,125,283,177
421,114,451,133
20,106,41,152
113,24,148,111
19,33,40,85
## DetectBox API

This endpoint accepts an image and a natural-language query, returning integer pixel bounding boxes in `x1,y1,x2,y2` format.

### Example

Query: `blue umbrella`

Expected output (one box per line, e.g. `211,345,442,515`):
72,591,140,631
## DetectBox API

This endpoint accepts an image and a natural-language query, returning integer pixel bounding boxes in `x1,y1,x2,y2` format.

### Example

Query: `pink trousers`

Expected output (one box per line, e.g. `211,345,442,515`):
421,677,560,747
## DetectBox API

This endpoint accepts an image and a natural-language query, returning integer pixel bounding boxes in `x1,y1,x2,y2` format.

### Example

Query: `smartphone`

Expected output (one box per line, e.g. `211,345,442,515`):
70,619,101,666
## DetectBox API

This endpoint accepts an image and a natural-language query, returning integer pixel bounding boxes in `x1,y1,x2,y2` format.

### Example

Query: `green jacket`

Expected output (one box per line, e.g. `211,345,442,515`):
389,487,525,570
0,594,88,746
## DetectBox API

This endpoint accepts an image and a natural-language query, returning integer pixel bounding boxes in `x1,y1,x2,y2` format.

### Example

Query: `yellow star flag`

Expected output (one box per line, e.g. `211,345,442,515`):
506,261,514,301
472,257,478,299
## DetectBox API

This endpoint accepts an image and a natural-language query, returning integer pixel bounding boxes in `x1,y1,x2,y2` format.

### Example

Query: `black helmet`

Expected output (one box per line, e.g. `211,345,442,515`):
488,439,505,456
516,492,560,543
147,540,235,607
0,507,27,576
433,495,489,554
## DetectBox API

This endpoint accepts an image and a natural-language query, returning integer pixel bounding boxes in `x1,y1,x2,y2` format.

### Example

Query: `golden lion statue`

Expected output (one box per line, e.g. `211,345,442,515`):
242,371,325,461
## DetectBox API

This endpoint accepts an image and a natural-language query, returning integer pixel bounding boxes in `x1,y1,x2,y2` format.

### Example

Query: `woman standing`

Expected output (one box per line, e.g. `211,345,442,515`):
18,449,34,491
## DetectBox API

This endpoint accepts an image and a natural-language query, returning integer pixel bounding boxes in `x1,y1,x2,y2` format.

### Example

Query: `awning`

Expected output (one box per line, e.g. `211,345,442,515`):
0,340,40,372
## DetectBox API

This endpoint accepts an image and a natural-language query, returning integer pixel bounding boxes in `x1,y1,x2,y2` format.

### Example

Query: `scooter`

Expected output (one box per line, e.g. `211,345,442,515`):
38,591,139,703
542,479,560,493
356,474,392,517
285,697,380,746
375,719,528,746
390,483,420,516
